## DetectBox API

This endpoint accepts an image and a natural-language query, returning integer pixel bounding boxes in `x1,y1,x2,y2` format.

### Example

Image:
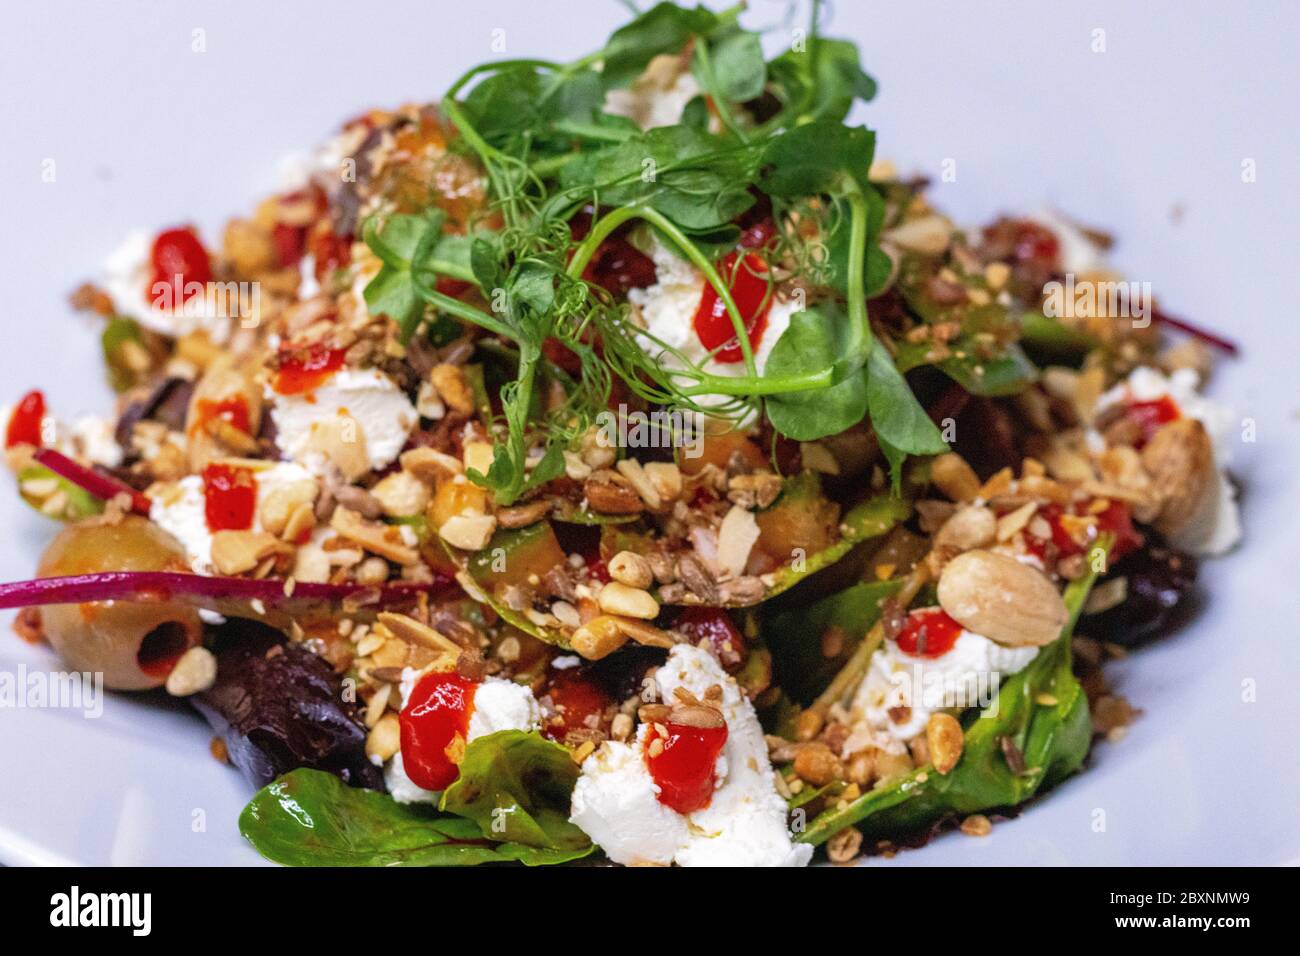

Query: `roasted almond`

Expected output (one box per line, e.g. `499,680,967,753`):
1140,418,1215,537
937,549,1068,647
935,505,997,552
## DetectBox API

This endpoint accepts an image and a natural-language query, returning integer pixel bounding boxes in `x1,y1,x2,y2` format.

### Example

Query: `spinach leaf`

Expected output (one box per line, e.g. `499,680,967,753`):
865,339,949,487
764,304,868,441
765,579,903,705
759,492,912,601
895,337,1039,397
239,768,587,866
798,549,1106,846
441,730,593,854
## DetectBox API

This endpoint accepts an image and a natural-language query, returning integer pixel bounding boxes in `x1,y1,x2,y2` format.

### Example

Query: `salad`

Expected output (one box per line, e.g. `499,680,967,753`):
1,1,1241,867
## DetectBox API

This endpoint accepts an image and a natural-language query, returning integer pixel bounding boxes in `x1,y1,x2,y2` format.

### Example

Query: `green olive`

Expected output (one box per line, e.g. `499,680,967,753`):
37,516,203,690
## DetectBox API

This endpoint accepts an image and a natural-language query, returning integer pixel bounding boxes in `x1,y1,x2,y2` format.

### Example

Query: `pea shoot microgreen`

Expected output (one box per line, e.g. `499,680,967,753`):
363,0,946,503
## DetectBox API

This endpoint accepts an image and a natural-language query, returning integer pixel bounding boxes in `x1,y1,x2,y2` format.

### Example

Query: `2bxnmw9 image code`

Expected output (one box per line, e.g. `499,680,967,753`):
1111,892,1251,907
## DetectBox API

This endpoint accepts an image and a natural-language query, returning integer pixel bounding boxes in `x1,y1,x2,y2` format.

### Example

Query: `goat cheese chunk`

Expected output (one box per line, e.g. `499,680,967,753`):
383,671,542,805
269,368,417,475
569,644,812,867
851,630,1039,745
148,461,315,573
103,231,235,342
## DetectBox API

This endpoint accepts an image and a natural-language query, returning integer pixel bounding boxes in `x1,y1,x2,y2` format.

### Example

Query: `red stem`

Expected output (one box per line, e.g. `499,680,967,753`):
1150,307,1239,356
0,571,454,615
32,448,152,515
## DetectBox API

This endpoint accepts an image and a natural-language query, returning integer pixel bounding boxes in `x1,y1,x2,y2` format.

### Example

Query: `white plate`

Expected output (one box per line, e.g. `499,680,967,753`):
1,0,1297,866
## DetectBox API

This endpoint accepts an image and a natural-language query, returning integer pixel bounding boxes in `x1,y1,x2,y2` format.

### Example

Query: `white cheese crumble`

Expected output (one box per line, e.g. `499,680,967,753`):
851,630,1039,745
383,671,542,805
1094,365,1241,555
627,234,797,409
604,69,701,130
569,644,812,867
269,367,418,475
102,231,233,342
148,461,315,573
69,416,123,468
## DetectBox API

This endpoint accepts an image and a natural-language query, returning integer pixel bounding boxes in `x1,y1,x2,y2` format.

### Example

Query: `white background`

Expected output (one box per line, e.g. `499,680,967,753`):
0,0,1297,865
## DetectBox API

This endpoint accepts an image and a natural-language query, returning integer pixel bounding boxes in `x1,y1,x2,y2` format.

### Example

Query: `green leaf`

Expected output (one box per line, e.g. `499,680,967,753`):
760,122,875,199
362,266,420,334
767,38,877,125
759,489,912,601
17,465,103,522
798,547,1107,846
585,126,757,232
239,769,588,866
600,2,718,89
441,730,592,854
700,28,766,102
764,304,869,441
765,579,903,704
865,339,948,487
101,316,146,393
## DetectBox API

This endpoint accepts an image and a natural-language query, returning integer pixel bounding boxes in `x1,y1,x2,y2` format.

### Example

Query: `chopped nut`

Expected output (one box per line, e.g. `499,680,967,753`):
259,479,318,536
643,461,683,501
716,505,760,578
935,505,997,552
793,742,842,787
960,813,992,837
937,549,1068,647
800,442,841,475
331,507,421,565
616,458,661,509
563,451,592,481
995,500,1038,543
438,513,497,551
611,713,634,742
583,471,644,514
496,499,552,529
304,414,371,482
925,713,964,775
794,709,824,742
378,612,463,656
363,683,393,728
365,713,401,761
883,214,952,255
462,440,496,476
210,530,289,576
931,453,981,502
726,472,783,509
571,615,631,660
400,446,462,483
164,646,217,697
608,550,653,589
370,471,431,518
355,556,390,587
430,363,474,415
826,826,864,864
597,581,660,620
